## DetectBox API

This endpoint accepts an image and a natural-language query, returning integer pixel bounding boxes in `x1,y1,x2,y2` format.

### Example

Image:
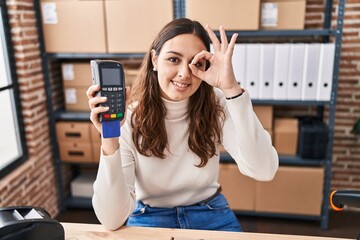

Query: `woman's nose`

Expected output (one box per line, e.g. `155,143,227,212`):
178,64,191,79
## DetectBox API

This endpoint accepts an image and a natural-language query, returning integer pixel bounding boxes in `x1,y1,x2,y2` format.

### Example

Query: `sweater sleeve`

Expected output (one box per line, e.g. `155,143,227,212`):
221,90,279,181
92,117,136,230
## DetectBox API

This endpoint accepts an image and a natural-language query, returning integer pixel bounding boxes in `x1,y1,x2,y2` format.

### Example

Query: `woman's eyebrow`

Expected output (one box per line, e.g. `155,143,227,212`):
165,51,183,57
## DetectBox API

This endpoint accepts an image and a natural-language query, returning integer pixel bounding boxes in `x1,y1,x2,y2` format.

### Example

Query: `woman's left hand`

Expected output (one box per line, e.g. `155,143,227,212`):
189,25,243,97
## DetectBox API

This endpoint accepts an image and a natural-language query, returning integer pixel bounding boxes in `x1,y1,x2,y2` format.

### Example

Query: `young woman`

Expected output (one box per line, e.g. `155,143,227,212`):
86,18,278,232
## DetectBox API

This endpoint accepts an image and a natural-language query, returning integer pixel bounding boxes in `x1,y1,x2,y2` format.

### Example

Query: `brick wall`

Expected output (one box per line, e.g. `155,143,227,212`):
331,0,360,191
0,0,59,217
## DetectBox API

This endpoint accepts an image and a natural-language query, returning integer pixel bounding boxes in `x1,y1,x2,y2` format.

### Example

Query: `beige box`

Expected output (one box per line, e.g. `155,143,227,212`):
64,87,89,112
92,141,101,163
253,105,273,129
256,166,324,215
71,171,96,198
40,0,106,53
219,163,256,211
61,62,92,87
125,68,140,87
59,141,93,163
186,0,260,30
105,0,173,53
90,124,101,143
274,118,298,155
266,128,273,142
56,121,91,142
261,0,306,30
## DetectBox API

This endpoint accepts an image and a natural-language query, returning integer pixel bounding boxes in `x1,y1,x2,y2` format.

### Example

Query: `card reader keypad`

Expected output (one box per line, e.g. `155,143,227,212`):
101,86,124,120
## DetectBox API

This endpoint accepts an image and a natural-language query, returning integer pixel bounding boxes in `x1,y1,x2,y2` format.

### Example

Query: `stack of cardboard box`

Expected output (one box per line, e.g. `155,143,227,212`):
40,0,173,53
56,121,100,163
61,62,91,112
274,118,299,156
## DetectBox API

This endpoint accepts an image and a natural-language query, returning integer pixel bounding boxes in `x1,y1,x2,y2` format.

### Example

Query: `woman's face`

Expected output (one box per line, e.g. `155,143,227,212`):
152,34,207,101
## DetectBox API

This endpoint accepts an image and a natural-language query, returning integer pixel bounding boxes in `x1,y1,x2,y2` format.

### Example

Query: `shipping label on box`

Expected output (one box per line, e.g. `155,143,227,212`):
65,88,77,104
41,2,58,24
62,64,75,81
261,3,278,27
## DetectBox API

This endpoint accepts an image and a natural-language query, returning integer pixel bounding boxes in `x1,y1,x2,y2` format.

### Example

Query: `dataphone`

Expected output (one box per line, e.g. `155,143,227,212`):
91,60,126,138
0,206,64,240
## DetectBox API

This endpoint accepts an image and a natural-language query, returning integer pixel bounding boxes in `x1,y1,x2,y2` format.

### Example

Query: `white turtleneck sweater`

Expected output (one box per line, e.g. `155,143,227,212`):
92,89,279,230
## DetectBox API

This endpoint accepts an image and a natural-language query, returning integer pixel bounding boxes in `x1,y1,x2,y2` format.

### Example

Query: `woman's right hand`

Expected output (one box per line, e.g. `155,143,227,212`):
86,84,109,134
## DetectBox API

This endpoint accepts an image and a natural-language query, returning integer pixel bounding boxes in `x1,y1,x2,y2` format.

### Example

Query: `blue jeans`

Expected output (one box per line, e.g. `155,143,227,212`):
126,194,242,232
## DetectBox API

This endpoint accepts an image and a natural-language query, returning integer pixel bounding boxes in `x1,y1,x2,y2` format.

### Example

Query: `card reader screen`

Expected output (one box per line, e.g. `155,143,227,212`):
101,68,122,86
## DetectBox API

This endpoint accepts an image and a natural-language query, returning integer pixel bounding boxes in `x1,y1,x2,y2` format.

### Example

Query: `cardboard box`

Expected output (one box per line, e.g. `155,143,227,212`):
92,141,101,163
125,68,140,87
261,0,306,30
40,0,106,53
90,124,101,143
105,0,173,53
61,62,92,87
256,166,324,215
253,105,273,129
71,171,96,198
274,118,298,155
64,87,89,112
186,0,260,30
266,128,273,142
56,121,91,142
59,141,93,163
219,163,256,211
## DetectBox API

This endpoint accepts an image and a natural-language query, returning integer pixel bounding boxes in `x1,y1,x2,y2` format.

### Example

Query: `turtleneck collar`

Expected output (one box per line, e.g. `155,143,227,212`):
161,97,189,120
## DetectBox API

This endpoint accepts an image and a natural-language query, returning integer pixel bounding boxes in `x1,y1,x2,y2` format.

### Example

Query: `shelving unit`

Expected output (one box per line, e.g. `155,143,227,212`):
34,0,345,230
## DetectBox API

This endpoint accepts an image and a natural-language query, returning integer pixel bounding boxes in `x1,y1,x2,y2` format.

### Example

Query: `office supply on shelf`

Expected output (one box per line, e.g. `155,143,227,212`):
232,44,246,87
317,43,335,101
245,44,261,99
259,43,275,100
287,43,305,100
302,43,321,100
273,43,290,100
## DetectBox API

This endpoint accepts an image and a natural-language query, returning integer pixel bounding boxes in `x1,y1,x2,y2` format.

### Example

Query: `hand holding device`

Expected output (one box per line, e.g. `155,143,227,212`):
91,60,126,138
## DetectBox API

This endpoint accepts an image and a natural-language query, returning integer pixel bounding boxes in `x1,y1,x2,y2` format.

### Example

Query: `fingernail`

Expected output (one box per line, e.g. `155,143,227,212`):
101,97,107,100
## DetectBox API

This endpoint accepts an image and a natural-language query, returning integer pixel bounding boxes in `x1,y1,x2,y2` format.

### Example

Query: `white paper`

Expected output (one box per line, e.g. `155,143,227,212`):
261,3,278,27
65,88,77,104
62,64,75,81
41,3,58,24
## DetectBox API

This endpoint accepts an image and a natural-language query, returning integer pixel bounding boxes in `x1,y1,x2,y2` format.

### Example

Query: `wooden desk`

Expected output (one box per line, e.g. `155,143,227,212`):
62,222,352,240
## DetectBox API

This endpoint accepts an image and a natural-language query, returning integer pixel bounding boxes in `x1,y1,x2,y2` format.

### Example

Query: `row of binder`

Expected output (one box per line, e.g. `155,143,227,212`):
212,43,336,101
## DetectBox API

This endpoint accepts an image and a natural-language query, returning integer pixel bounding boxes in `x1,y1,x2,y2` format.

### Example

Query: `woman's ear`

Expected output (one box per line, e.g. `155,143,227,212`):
151,49,158,71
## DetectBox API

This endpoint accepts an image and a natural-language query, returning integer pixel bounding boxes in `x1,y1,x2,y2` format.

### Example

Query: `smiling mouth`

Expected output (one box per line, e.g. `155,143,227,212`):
171,80,190,89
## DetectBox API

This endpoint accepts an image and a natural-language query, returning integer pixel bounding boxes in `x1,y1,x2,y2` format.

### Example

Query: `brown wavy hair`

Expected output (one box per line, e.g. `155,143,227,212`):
130,18,225,167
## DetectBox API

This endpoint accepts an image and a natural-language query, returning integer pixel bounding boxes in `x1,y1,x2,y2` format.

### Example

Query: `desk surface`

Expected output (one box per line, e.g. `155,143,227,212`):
62,222,352,240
